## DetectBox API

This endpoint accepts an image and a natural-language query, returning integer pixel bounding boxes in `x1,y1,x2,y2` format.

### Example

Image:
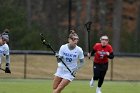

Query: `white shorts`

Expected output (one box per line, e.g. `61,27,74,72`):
54,67,75,81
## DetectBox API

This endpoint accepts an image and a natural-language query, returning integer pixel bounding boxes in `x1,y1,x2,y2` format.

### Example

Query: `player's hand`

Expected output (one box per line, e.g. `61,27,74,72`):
87,53,91,57
72,70,76,76
55,53,59,58
106,52,110,56
72,68,78,76
55,53,63,63
55,53,63,59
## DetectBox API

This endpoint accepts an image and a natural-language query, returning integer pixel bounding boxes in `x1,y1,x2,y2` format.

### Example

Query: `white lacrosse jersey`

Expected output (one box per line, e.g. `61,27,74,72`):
0,43,9,64
58,44,84,71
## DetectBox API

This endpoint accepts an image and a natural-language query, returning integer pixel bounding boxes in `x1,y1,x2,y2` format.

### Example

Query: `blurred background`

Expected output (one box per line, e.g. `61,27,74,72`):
0,0,140,81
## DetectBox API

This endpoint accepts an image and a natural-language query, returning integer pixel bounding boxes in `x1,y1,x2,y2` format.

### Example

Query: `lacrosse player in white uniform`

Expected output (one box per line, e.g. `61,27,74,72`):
53,30,85,93
0,30,11,73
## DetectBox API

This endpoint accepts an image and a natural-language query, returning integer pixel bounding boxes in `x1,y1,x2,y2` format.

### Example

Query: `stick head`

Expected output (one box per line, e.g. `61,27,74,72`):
40,33,46,43
40,33,50,48
85,21,92,31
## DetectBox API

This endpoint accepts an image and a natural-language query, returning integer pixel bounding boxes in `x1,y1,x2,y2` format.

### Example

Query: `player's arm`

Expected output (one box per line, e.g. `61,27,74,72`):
106,46,114,59
87,49,95,57
5,55,11,73
72,48,85,75
3,46,11,73
55,53,63,63
72,58,84,75
90,49,96,56
77,58,84,69
55,45,64,63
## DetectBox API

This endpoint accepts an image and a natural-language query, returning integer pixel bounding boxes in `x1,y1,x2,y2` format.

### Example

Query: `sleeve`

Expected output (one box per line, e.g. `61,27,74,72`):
108,45,113,53
58,45,64,57
79,48,84,59
91,43,97,56
93,43,98,51
91,49,96,56
108,45,114,59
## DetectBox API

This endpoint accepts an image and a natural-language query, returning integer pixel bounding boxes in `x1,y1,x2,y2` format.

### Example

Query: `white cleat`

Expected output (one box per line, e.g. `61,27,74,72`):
96,87,102,93
89,77,94,87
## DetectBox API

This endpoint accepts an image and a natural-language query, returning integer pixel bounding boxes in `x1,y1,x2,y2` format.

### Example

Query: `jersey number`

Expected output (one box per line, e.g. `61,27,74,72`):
66,58,72,62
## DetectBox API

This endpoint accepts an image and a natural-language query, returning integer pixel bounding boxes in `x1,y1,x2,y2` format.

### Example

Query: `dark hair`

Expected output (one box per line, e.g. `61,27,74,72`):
69,30,79,39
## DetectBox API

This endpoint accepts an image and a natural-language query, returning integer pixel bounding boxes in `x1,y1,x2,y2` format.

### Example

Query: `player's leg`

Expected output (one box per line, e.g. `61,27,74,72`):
98,63,108,87
89,62,94,87
98,70,107,87
90,63,100,87
96,63,108,93
53,76,63,90
53,78,71,93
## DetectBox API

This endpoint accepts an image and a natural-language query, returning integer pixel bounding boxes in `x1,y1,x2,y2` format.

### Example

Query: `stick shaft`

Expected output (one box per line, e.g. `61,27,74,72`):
0,68,5,71
40,33,75,77
85,22,92,59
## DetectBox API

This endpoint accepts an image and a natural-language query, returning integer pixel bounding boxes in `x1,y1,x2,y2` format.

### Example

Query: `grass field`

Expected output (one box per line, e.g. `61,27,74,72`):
0,55,140,93
0,79,140,93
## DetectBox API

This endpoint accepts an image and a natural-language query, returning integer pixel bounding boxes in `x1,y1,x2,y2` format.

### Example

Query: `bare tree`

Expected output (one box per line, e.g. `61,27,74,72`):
76,0,82,25
85,0,92,52
26,0,32,29
135,2,140,52
98,0,107,36
112,0,123,53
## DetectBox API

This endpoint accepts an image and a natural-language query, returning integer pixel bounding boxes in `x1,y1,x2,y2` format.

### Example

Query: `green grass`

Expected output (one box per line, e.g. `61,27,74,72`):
0,79,140,93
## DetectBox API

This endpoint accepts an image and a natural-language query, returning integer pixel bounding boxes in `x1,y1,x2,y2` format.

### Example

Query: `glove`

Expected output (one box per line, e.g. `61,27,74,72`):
55,53,64,63
55,53,59,58
72,70,76,76
72,67,78,76
5,67,11,73
5,63,11,73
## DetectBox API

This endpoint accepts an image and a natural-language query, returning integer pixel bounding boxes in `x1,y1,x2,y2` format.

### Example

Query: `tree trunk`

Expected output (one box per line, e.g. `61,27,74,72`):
26,0,32,29
135,3,140,52
85,0,92,52
112,0,123,53
76,0,82,25
98,0,106,36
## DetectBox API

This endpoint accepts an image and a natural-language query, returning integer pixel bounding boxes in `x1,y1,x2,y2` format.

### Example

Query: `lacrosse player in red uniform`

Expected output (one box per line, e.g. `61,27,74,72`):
88,35,114,93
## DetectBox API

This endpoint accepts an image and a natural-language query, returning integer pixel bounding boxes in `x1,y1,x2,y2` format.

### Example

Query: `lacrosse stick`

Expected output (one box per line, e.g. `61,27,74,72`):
0,68,5,71
40,33,75,77
85,21,92,59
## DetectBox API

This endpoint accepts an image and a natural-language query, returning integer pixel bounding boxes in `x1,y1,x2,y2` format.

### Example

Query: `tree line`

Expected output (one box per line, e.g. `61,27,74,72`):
0,0,140,53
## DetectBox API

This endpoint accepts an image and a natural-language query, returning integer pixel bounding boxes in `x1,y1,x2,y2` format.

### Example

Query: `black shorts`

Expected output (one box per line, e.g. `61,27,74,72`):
93,62,108,79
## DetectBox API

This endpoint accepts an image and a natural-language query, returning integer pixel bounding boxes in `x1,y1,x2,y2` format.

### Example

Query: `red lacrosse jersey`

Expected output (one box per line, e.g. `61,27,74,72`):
93,43,113,64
